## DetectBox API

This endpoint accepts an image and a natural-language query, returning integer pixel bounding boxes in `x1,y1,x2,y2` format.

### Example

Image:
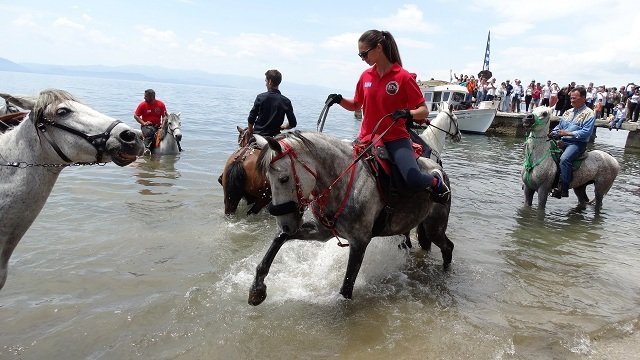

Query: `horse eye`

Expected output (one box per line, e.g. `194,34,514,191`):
278,175,290,184
56,107,72,116
542,111,548,117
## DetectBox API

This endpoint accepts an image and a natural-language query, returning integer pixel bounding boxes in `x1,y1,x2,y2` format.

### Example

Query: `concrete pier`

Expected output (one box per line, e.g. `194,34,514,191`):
487,112,640,149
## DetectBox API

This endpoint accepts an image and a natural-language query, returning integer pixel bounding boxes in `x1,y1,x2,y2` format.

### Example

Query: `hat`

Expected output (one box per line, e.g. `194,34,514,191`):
506,79,510,82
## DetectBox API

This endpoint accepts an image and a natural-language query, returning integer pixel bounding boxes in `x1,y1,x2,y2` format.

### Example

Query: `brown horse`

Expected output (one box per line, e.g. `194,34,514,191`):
218,144,271,215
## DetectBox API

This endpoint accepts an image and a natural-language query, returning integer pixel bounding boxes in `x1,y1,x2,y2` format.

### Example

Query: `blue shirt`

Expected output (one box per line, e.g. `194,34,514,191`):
552,104,595,143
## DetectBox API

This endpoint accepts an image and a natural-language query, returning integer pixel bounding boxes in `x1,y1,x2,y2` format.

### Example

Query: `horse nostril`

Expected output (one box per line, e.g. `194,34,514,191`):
175,134,182,141
119,130,137,142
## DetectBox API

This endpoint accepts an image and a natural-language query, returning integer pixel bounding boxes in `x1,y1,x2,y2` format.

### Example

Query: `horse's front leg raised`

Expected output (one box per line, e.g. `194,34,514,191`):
248,232,289,306
248,220,334,306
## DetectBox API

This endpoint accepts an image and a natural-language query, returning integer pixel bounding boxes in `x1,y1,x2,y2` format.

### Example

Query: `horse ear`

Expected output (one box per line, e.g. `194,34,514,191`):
237,125,244,133
448,104,454,112
0,93,36,110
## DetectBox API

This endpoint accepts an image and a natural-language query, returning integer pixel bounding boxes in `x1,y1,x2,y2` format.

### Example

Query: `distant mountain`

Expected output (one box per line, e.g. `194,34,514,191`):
0,57,331,94
0,58,30,72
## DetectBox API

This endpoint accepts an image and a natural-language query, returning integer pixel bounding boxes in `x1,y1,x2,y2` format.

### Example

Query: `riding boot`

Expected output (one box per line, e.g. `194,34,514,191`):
552,183,569,199
428,169,450,205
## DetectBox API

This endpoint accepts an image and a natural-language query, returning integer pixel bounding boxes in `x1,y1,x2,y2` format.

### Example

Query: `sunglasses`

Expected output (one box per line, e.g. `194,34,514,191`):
358,47,375,59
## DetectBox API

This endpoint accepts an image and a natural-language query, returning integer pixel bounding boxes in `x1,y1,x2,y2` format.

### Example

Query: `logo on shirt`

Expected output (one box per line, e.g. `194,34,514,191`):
386,81,399,95
364,81,372,88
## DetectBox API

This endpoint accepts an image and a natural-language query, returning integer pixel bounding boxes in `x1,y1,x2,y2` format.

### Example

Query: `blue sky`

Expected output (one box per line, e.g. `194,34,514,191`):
2,0,638,91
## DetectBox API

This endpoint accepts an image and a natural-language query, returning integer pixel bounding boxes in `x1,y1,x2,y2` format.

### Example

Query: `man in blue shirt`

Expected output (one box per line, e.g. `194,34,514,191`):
549,86,595,198
247,69,297,139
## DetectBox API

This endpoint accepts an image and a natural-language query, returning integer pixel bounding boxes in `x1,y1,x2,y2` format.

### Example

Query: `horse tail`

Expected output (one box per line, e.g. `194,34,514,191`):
224,160,247,213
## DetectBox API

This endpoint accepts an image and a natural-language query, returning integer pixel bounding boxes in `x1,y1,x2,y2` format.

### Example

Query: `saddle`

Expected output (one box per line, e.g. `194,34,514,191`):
0,112,28,133
354,134,429,236
550,140,588,188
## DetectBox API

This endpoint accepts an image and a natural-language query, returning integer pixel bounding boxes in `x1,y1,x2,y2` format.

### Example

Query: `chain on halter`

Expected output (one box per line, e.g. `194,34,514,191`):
1,161,107,168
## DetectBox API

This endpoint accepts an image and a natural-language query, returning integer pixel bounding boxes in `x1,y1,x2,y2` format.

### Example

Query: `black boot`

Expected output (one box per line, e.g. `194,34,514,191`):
428,169,450,205
551,183,569,199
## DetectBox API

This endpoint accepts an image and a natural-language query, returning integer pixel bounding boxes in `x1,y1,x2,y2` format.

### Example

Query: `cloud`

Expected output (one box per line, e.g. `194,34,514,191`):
373,4,438,34
139,27,180,48
229,33,314,60
53,17,85,30
187,38,226,57
13,14,37,28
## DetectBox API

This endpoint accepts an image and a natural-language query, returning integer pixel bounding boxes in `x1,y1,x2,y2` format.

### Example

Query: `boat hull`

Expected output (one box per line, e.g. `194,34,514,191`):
428,107,496,134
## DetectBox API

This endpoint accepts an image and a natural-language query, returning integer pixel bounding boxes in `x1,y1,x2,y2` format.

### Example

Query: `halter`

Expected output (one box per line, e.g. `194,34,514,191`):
429,111,460,139
425,111,460,160
33,112,123,163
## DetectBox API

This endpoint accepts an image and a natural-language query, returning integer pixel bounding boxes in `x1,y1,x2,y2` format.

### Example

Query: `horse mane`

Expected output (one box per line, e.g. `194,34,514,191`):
33,89,80,126
256,131,317,174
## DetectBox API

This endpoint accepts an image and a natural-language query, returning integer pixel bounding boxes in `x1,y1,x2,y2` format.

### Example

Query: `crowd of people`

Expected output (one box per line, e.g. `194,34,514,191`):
451,74,640,128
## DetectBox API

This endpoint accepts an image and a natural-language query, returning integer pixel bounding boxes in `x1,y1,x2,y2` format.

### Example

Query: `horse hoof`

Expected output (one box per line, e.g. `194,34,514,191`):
248,284,267,306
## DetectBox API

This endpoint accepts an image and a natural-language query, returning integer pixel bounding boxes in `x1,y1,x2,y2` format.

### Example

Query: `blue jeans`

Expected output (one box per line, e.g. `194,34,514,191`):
610,117,624,129
559,141,587,188
385,138,434,191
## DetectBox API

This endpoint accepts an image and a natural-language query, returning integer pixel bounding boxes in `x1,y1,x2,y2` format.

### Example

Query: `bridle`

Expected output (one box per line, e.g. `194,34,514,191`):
33,112,123,163
429,111,460,139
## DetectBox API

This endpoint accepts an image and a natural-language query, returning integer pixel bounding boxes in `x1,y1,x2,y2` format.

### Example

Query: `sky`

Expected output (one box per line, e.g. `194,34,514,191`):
2,0,639,92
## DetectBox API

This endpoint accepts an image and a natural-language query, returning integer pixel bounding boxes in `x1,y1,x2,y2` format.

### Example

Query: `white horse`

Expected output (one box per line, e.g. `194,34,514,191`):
0,89,144,290
418,104,462,164
521,106,619,210
151,112,182,155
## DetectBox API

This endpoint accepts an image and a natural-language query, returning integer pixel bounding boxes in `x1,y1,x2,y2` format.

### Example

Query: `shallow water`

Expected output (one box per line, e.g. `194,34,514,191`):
1,72,639,360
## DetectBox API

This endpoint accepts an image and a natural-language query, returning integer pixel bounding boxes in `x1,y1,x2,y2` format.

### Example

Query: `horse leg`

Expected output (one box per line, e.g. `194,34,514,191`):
339,241,368,299
573,184,590,206
417,220,453,269
537,188,549,209
398,232,412,250
416,221,432,252
248,232,290,306
248,220,334,305
523,186,535,207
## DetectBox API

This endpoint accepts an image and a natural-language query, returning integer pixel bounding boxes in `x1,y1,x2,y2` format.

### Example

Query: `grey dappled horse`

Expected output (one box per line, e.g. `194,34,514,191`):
0,89,144,290
247,131,453,305
521,106,619,210
151,112,182,155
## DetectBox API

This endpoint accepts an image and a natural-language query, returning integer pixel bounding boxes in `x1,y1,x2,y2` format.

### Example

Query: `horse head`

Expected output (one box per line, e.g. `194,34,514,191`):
237,126,251,147
167,112,182,143
256,133,317,235
0,89,144,165
433,104,461,143
523,106,553,135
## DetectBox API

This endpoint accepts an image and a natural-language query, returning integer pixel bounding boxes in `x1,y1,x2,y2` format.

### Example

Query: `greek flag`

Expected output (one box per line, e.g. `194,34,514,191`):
483,31,490,70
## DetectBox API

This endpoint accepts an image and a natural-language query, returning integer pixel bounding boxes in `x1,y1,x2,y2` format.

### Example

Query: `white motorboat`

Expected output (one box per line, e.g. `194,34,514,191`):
420,80,497,134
